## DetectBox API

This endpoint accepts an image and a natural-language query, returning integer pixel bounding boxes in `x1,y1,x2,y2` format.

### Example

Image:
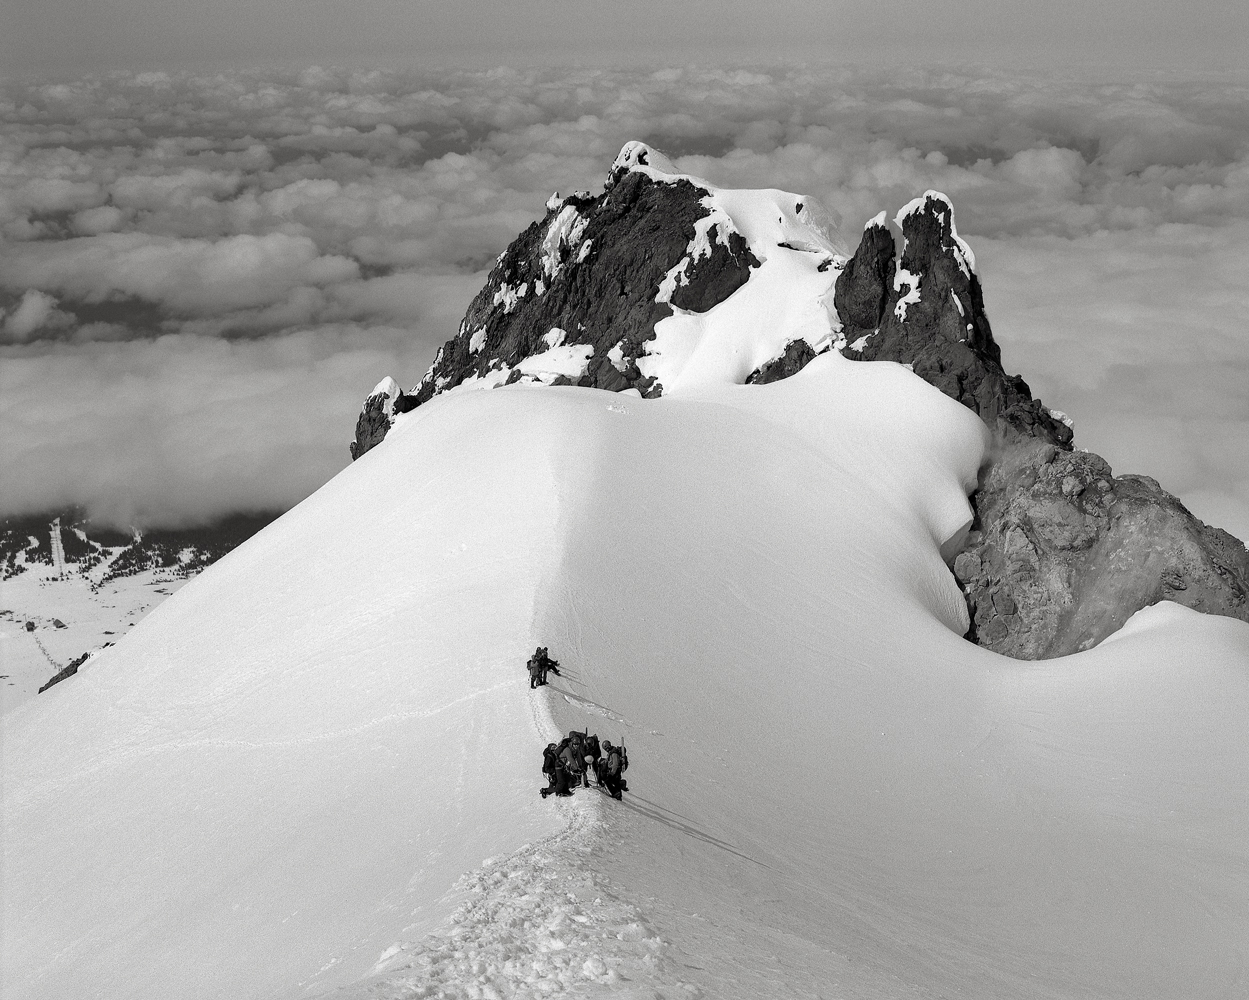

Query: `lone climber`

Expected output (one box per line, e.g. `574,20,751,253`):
526,646,562,688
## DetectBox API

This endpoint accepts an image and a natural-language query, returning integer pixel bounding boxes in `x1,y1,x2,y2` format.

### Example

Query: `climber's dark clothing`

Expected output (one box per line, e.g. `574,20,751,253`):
526,646,561,687
598,743,628,800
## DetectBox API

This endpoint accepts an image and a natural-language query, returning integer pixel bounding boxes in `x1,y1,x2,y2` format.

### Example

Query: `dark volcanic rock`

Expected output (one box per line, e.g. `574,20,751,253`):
954,440,1249,657
349,142,759,456
38,651,89,694
836,193,1071,450
414,160,758,407
833,216,894,334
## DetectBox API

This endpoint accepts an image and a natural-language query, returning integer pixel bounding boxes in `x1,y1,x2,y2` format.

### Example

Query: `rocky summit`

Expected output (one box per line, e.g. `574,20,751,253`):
402,142,755,415
350,142,1249,659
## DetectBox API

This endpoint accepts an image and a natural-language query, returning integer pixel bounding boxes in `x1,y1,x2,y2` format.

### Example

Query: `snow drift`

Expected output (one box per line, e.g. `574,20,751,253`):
4,155,1249,1000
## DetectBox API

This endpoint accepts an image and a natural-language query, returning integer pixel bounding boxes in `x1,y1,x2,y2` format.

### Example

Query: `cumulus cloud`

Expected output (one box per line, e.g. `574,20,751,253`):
2,289,74,341
0,279,473,528
1,64,1247,538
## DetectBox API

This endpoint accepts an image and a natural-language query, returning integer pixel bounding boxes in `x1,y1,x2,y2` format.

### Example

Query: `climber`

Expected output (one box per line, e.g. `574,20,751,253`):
597,740,629,800
540,740,574,798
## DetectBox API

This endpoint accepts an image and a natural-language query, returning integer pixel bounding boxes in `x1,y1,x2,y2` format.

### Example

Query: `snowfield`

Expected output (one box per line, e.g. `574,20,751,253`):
4,162,1248,999
4,354,1247,999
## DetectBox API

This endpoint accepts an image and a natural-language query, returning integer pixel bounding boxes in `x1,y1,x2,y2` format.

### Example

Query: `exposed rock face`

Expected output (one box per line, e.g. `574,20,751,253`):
833,196,1071,449
409,142,757,414
832,216,894,333
38,651,89,694
349,150,760,460
346,145,1249,657
745,339,817,386
350,377,405,461
954,441,1249,657
823,193,1248,655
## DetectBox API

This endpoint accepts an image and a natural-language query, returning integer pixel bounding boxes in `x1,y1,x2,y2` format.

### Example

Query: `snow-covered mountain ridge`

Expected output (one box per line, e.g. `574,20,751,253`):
6,142,1249,1000
7,330,1248,1000
353,142,1249,658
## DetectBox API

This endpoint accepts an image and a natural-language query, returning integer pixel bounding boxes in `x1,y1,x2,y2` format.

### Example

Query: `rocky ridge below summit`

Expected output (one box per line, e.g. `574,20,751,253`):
351,143,1249,659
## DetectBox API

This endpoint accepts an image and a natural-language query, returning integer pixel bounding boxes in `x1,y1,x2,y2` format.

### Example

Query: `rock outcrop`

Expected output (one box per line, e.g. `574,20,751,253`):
824,193,1248,655
832,195,1072,448
349,142,759,460
350,377,407,461
347,144,1249,657
954,440,1249,657
38,651,89,694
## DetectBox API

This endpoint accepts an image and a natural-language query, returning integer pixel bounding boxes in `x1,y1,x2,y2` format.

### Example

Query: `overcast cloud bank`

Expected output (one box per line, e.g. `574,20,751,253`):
2,65,1246,538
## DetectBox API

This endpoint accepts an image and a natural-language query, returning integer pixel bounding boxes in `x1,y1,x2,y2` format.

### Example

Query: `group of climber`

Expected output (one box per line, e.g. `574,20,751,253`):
541,729,629,800
526,645,631,800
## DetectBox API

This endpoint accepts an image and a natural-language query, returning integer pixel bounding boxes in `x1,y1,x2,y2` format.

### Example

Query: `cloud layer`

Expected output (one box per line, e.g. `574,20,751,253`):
2,66,1247,538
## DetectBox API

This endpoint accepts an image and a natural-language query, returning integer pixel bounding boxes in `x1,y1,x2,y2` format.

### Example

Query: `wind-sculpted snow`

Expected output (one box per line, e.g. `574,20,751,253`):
5,352,1249,998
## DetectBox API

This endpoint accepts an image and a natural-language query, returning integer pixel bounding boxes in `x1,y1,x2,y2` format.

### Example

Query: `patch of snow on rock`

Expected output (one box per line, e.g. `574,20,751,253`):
516,344,594,381
893,266,922,321
492,282,528,314
641,183,846,391
1048,407,1075,430
540,205,590,280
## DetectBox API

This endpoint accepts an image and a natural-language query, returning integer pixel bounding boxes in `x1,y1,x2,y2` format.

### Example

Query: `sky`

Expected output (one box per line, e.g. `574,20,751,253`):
1,58,1248,542
4,0,1249,75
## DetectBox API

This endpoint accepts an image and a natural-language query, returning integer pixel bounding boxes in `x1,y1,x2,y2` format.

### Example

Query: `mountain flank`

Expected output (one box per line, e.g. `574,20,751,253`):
350,143,1249,659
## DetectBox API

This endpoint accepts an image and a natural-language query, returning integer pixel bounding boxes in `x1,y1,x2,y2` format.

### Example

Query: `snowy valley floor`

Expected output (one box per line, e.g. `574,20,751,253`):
4,356,1248,1000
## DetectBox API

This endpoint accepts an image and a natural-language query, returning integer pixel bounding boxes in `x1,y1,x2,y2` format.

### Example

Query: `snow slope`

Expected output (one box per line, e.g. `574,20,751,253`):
4,160,1248,997
2,390,587,999
5,351,1247,1000
529,362,1249,999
